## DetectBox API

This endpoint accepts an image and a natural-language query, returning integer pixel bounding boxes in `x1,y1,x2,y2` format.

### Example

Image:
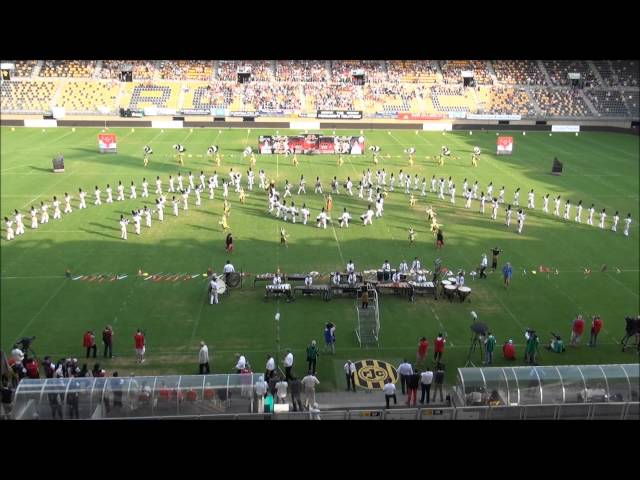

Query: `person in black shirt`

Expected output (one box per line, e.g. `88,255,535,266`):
491,247,502,270
436,229,444,250
225,233,234,253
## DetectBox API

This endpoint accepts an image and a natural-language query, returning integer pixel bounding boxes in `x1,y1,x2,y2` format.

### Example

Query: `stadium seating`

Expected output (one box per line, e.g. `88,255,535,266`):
1,81,57,112
239,82,301,111
585,89,631,117
56,81,120,113
121,82,180,110
622,90,639,114
478,86,536,116
440,60,492,85
609,60,639,88
387,61,439,83
530,89,591,117
157,60,213,81
39,60,97,78
543,60,599,87
304,83,355,110
276,61,328,82
13,60,37,78
183,82,235,110
492,60,547,85
217,61,274,82
430,85,476,113
330,61,387,83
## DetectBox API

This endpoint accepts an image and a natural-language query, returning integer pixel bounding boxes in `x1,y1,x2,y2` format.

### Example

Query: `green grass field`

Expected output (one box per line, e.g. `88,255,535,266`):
1,126,638,391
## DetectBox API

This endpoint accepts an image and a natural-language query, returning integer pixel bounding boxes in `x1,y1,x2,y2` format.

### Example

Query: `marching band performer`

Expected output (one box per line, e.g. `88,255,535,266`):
505,205,512,227
587,203,595,225
408,227,416,245
623,213,632,237
360,205,374,226
399,259,409,273
141,178,149,198
64,193,72,214
316,207,328,229
563,200,571,220
119,215,128,240
172,196,179,216
527,189,535,209
105,184,113,203
339,208,352,228
79,188,87,209
30,206,38,229
301,204,310,225
517,209,525,234
611,211,620,232
143,145,152,166
575,200,583,223
5,216,14,241
129,181,137,200
542,194,550,213
554,195,561,216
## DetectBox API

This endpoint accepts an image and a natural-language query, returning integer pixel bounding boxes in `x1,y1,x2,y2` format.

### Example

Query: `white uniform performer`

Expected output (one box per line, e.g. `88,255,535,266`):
587,204,595,226
177,173,184,191
375,198,383,218
505,206,512,227
208,176,215,199
169,175,175,193
141,179,149,198
117,182,125,201
188,172,195,190
513,188,520,207
472,181,478,199
574,201,583,223
182,189,189,210
411,258,421,272
404,176,411,194
172,197,179,216
130,182,137,200
346,178,353,196
316,209,328,229
498,187,505,204
14,211,25,235
212,172,219,189
259,170,266,189
133,211,141,235
52,198,61,220
381,170,387,185
599,209,606,229
414,174,419,191
194,185,202,206
156,199,164,221
542,194,550,213
361,206,374,226
438,179,445,200
611,212,619,232
430,176,437,193
284,181,292,198
517,210,525,234
209,278,219,305
5,218,14,241
450,185,456,204
463,179,468,194
491,199,499,220
487,182,493,197
40,202,49,224
563,201,571,220
304,274,313,287
480,193,486,214
155,177,162,195
465,189,472,209
95,187,102,205
301,204,310,225
106,185,113,203
339,208,352,228
623,214,632,236
144,206,152,227
30,208,38,229
421,178,427,196
290,203,298,224
243,146,253,157
390,174,396,192
527,190,535,209
346,261,355,273
554,196,561,216
248,170,255,191
398,260,409,273
119,215,128,240
199,172,206,189
79,189,87,209
64,193,72,213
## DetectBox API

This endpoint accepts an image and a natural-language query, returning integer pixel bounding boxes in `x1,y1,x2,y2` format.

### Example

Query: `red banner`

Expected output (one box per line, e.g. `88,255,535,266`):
397,113,444,121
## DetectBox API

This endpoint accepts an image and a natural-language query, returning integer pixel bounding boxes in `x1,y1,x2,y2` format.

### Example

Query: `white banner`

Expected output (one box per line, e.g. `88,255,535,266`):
448,112,467,119
24,119,57,128
551,125,580,132
466,114,522,121
144,107,158,116
151,121,183,129
290,121,320,130
51,107,66,119
422,123,453,131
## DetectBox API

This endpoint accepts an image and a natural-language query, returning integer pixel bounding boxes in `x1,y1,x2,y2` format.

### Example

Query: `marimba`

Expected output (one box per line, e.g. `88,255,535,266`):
408,281,437,301
376,282,412,300
254,273,276,288
265,284,294,302
293,284,331,301
330,282,363,297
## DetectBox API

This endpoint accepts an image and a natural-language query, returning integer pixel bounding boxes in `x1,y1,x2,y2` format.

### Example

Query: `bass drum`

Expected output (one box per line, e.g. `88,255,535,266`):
226,272,242,288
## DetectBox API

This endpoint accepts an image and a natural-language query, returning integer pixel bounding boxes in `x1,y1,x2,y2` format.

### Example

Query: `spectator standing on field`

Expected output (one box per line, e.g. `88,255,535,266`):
432,363,446,403
134,329,146,363
344,360,356,392
571,315,585,347
102,325,113,358
306,340,319,374
420,366,434,404
588,315,603,347
83,330,97,358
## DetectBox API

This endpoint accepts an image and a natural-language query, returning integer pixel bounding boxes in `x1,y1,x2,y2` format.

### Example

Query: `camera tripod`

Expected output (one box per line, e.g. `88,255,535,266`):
464,332,485,367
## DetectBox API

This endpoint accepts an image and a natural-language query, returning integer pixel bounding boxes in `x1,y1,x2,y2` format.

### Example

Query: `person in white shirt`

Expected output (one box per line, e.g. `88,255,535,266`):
94,186,102,206
52,196,61,220
40,201,49,224
575,200,583,223
275,378,288,404
513,188,520,207
479,253,488,279
587,204,595,226
182,189,189,210
361,205,374,226
542,194,550,213
316,208,328,229
116,181,125,201
429,175,435,193
172,196,179,216
505,205,513,227
265,355,276,380
301,204,310,225
132,210,141,235
486,182,493,197
209,277,219,304
259,170,266,190
235,353,247,373
347,272,357,285
290,202,298,224
30,207,39,229
346,260,355,274
527,189,535,209
105,184,113,204
64,193,72,213
491,198,499,220
554,195,561,216
14,210,25,235
247,169,255,191
198,341,210,374
332,271,341,285
411,257,421,272
283,180,292,198
420,367,434,404
381,260,391,273
438,178,445,200
383,379,397,408
397,359,414,394
301,372,320,408
517,209,525,234
129,181,136,200
339,207,351,228
5,217,14,241
314,176,323,194
188,172,195,190
457,271,465,286
498,186,505,204
143,206,152,228
283,349,294,380
304,274,313,287
472,180,479,199
254,375,268,412
464,189,472,209
479,192,486,214
272,273,282,285
346,177,353,196
222,181,229,199
119,215,128,240
563,200,571,220
375,198,383,218
623,213,632,236
389,173,396,192
168,175,175,193
141,178,148,199
611,211,620,232
194,185,202,207
344,360,356,392
199,171,206,190
79,188,87,209
398,260,409,273
404,176,411,194
208,176,215,199
177,172,184,191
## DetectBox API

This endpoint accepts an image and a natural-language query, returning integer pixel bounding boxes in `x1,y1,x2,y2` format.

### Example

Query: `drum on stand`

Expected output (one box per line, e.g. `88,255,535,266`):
377,270,384,281
383,270,391,282
458,286,471,302
447,276,457,284
444,284,457,301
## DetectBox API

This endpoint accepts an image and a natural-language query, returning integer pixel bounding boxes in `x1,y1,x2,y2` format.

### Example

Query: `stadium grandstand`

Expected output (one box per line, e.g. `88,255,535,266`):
0,60,637,119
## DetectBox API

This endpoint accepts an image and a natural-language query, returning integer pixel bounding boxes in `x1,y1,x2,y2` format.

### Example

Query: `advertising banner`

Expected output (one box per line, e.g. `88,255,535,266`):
551,125,580,132
316,110,363,120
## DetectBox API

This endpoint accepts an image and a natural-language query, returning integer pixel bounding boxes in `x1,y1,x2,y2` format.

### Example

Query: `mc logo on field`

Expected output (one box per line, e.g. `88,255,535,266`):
354,359,399,390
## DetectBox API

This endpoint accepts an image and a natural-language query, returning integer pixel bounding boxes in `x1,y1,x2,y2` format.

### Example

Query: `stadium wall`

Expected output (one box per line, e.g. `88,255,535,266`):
1,116,637,135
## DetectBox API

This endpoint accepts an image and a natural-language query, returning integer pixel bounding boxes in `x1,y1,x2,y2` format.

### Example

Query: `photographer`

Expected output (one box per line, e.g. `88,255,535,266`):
524,330,539,364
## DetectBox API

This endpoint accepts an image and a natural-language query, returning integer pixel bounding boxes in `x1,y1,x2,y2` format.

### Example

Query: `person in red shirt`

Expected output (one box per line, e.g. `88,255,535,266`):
134,329,146,363
416,337,429,365
503,339,516,360
25,358,40,379
570,315,585,347
83,330,97,358
434,333,446,362
588,315,603,347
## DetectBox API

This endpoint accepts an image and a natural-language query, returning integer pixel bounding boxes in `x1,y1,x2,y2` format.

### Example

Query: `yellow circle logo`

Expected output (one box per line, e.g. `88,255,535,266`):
353,359,399,390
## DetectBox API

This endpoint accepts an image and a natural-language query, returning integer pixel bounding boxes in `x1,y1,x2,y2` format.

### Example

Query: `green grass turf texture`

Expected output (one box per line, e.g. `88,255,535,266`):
1,126,638,391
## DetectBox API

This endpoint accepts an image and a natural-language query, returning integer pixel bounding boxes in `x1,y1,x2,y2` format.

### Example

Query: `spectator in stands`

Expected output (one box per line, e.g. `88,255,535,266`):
25,357,40,379
254,375,268,412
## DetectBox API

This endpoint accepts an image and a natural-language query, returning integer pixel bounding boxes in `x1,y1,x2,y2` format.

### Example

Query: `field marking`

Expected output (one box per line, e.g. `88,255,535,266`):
329,222,346,265
15,281,67,339
604,272,640,298
428,304,453,346
19,170,78,209
1,275,65,280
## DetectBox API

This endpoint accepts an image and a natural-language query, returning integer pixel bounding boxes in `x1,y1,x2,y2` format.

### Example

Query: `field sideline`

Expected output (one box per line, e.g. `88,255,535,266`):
1,126,638,391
